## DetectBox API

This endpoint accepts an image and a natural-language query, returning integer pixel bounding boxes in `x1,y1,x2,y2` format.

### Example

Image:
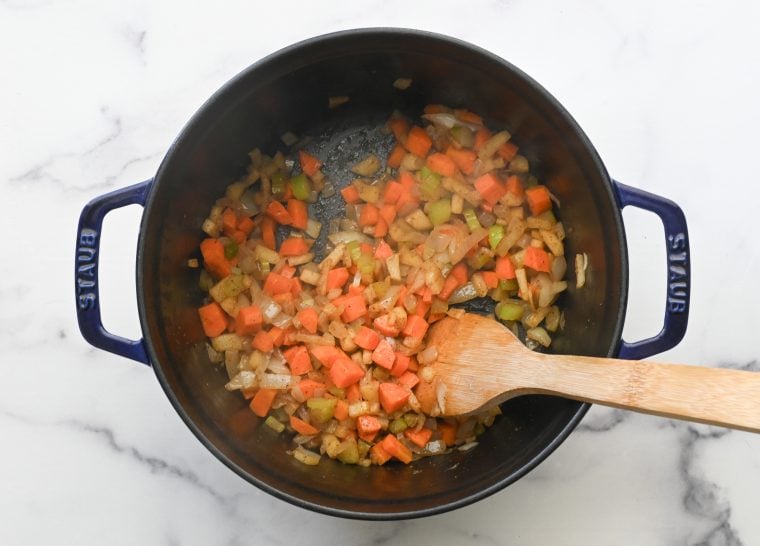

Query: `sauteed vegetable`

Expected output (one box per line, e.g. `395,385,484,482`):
194,105,574,466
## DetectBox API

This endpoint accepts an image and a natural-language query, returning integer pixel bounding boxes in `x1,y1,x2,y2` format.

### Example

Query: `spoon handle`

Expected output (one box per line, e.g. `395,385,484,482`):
527,355,760,432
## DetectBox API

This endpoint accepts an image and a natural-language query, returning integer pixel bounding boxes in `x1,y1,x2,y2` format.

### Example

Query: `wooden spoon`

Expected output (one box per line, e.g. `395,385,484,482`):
427,313,760,432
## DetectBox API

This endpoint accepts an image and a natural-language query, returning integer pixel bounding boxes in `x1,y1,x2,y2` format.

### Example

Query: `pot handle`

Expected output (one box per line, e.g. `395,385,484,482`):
75,180,152,365
613,181,690,360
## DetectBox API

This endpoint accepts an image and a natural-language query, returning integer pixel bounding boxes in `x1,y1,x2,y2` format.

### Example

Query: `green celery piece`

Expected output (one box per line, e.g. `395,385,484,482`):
463,208,481,232
356,254,375,275
499,279,518,291
346,240,361,262
496,301,524,321
371,281,389,299
224,240,239,260
337,437,360,464
290,173,311,201
357,440,371,459
306,397,337,424
389,418,408,434
488,224,505,250
418,166,441,198
428,199,452,226
271,171,286,194
328,386,345,398
264,416,285,433
403,413,418,427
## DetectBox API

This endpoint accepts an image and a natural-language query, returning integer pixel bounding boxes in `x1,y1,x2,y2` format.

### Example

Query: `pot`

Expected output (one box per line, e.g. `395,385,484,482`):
75,28,690,519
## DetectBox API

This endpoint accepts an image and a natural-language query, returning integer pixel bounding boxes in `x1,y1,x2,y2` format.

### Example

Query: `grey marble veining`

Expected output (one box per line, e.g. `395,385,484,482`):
2,0,760,544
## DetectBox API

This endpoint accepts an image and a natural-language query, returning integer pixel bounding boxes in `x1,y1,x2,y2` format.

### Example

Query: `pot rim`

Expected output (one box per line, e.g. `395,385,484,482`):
136,27,628,520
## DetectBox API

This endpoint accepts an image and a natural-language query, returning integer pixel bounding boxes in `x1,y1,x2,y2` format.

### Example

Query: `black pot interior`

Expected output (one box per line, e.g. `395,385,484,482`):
138,29,626,518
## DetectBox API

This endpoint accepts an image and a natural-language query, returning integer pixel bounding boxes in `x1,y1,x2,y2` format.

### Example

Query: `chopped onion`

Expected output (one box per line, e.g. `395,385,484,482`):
425,440,446,455
225,371,257,391
260,373,293,390
418,346,438,365
422,112,481,131
448,282,478,304
292,445,321,465
328,230,372,245
575,253,588,288
393,77,412,90
550,255,567,282
458,441,479,452
527,326,552,347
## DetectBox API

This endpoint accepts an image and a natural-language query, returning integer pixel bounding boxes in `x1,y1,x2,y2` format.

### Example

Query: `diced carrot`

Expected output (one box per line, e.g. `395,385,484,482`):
334,399,349,421
420,286,433,304
383,180,404,204
474,173,507,206
474,127,492,151
266,200,293,225
397,371,419,390
404,126,432,157
423,104,447,114
326,267,350,291
252,330,274,352
439,262,467,300
378,382,410,413
235,305,263,336
290,415,320,436
336,295,367,323
499,141,519,162
283,345,313,375
340,185,361,204
450,262,468,284
437,421,457,446
310,345,344,368
371,339,395,369
329,357,365,388
523,246,551,273
295,307,319,334
390,352,410,377
358,203,380,227
398,170,416,191
402,315,429,339
413,298,430,318
222,208,238,234
505,174,524,197
268,326,286,347
374,240,393,260
198,302,227,337
279,264,297,278
373,218,388,238
357,415,382,442
263,272,292,296
445,147,477,175
379,204,397,227
380,433,413,464
359,242,373,255
387,116,409,142
280,327,298,346
354,326,380,350
480,270,499,289
298,150,322,177
287,199,309,230
370,441,393,465
200,238,231,278
373,314,401,337
290,277,303,296
279,237,310,257
250,388,277,417
525,185,552,216
495,256,516,279
404,427,433,448
346,382,362,403
347,284,365,296
261,217,276,250
296,378,326,400
230,229,246,245
241,387,257,400
238,216,255,235
425,152,458,177
387,143,406,168
454,108,484,126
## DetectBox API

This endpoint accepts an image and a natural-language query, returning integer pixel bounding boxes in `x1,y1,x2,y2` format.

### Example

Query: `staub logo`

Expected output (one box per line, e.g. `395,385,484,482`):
77,228,98,310
667,232,688,313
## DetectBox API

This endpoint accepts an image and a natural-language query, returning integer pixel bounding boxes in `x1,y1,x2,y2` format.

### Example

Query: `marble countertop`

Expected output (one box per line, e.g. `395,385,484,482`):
3,0,760,544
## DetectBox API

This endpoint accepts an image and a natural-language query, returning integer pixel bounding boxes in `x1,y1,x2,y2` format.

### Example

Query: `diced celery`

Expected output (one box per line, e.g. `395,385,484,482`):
499,279,518,291
450,126,475,147
307,397,337,424
428,199,452,226
337,437,359,464
403,413,418,427
356,254,375,275
358,439,371,459
371,281,389,299
463,208,482,232
389,418,408,434
290,173,311,201
264,416,285,433
328,386,345,398
346,240,361,262
224,240,239,260
210,274,246,302
488,224,505,250
418,166,441,198
271,171,286,194
496,301,524,321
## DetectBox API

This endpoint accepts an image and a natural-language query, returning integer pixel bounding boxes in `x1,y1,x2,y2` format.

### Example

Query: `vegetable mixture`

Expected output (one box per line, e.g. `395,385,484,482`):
195,104,576,467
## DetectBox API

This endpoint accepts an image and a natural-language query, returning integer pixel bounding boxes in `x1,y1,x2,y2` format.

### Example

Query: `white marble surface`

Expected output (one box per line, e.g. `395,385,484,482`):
2,0,760,544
